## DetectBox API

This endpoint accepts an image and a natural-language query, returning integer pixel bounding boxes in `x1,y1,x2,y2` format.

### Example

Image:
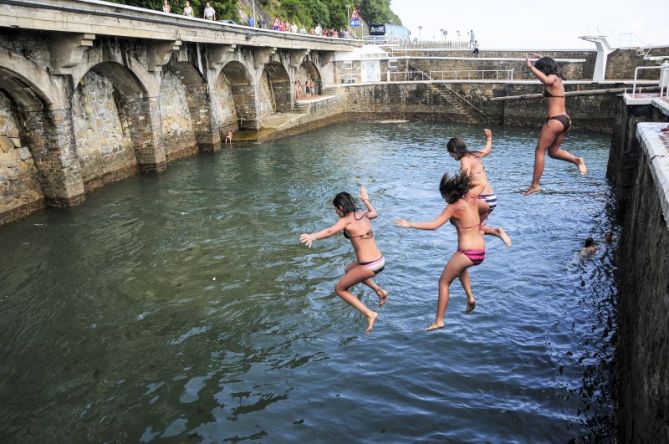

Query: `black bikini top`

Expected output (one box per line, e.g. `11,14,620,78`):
343,211,373,240
343,229,374,240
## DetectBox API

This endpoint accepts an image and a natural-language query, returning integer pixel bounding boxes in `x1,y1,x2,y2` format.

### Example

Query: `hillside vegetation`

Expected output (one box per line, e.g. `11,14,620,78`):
109,0,401,29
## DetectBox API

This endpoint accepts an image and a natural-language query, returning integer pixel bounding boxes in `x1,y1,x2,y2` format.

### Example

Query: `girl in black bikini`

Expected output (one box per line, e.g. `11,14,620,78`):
524,54,587,196
300,186,387,333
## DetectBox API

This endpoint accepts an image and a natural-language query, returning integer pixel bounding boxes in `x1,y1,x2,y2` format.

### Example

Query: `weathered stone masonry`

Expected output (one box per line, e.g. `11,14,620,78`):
0,28,331,225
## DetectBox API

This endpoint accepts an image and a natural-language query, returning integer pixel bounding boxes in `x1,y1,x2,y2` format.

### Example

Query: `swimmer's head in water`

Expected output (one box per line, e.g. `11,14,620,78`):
333,192,358,216
534,57,564,80
440,171,471,204
584,237,595,247
446,137,468,159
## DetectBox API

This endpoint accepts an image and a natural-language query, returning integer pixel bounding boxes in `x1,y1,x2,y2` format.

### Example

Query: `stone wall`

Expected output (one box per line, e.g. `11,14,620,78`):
71,71,137,191
608,121,669,442
605,47,669,80
0,92,45,224
388,50,596,80
212,73,239,136
159,70,197,161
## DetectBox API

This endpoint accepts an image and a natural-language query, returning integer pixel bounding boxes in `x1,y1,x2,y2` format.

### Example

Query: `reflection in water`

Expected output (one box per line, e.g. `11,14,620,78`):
0,122,617,441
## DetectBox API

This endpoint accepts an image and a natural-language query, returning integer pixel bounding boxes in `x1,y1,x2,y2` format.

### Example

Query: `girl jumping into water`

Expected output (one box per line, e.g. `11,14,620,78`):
300,186,388,333
447,128,512,246
395,172,485,331
524,54,587,196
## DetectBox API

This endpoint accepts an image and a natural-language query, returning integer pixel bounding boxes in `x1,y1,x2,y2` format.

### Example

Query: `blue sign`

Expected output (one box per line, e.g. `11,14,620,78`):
350,18,360,28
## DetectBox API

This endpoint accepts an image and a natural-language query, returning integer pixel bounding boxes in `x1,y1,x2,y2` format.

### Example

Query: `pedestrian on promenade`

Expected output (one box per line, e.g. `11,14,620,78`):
469,30,475,49
300,186,388,333
523,54,587,195
203,2,216,20
396,172,485,330
162,0,171,13
182,0,193,17
446,129,512,247
473,40,480,55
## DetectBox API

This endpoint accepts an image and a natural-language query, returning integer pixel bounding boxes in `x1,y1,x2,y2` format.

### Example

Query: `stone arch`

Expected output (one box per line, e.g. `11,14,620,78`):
0,60,84,225
165,61,220,153
297,61,322,96
216,60,257,131
72,61,165,191
258,62,291,122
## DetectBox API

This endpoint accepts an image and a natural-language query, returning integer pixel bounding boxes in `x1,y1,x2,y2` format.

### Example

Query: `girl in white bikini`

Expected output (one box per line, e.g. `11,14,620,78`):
300,186,387,333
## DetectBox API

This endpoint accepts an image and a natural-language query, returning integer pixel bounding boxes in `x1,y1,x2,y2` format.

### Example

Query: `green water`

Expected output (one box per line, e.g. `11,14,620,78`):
0,121,617,442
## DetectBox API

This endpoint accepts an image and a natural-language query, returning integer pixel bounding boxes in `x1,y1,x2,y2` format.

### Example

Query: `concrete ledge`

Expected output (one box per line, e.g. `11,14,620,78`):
652,97,669,117
638,122,669,229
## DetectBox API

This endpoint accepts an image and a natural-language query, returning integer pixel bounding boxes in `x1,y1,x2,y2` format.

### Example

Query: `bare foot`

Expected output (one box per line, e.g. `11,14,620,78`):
366,311,378,333
466,300,476,313
523,185,541,196
576,157,588,175
426,321,444,331
498,228,512,247
375,288,389,306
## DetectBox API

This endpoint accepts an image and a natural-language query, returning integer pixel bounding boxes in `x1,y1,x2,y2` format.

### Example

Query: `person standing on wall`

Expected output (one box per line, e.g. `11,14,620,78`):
162,0,171,13
182,0,193,17
203,2,216,20
469,30,475,49
473,40,480,55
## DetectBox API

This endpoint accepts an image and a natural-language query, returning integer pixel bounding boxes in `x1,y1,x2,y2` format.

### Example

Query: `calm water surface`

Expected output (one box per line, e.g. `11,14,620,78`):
0,122,617,442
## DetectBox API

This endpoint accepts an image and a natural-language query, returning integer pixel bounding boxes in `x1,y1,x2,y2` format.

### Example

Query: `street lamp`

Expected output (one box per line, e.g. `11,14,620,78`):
456,30,460,42
252,0,256,27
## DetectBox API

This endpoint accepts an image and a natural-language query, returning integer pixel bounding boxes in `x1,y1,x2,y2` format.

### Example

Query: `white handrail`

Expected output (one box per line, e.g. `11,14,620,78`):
429,69,514,80
632,65,663,97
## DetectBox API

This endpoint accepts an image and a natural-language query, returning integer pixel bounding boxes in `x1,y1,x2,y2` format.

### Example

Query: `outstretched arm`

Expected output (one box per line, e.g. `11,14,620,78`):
359,185,377,219
300,217,348,248
395,206,453,230
476,128,493,158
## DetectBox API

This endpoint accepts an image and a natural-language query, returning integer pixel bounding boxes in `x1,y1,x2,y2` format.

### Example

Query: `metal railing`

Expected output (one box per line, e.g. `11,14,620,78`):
429,69,514,81
387,71,430,81
631,63,669,97
397,40,470,49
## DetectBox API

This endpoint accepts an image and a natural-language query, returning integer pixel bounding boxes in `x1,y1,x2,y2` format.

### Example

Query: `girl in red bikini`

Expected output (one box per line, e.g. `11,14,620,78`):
395,172,484,331
524,54,587,195
447,128,511,246
300,186,387,333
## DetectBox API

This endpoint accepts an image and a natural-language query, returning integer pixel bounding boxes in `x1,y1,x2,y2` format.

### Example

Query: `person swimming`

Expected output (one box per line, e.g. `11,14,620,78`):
581,237,597,256
300,186,388,333
523,54,587,195
395,171,485,331
224,129,233,144
446,129,512,247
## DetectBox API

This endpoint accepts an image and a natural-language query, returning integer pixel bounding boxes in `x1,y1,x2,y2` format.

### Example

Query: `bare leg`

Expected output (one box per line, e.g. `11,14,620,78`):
524,123,558,195
458,269,476,312
548,131,587,175
427,252,473,331
477,200,512,246
345,262,388,306
336,265,379,332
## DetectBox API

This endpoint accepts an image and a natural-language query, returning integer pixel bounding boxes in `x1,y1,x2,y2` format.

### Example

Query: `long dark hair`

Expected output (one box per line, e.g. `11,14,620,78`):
446,137,470,158
534,56,565,80
332,192,358,215
440,171,471,204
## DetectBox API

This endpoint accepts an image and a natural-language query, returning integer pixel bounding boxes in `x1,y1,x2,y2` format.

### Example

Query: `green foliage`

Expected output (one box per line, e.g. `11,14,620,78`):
358,0,401,25
105,0,400,28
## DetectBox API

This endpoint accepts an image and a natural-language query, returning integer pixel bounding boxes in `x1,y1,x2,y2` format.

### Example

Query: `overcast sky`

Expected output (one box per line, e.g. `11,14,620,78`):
390,0,669,49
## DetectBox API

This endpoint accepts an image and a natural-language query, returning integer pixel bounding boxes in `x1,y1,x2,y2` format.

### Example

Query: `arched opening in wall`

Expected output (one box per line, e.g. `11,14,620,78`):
0,67,51,224
258,62,291,123
218,61,256,131
160,63,201,161
297,61,322,98
72,62,147,191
